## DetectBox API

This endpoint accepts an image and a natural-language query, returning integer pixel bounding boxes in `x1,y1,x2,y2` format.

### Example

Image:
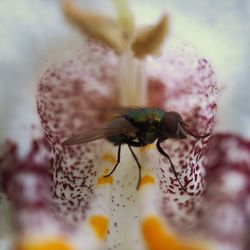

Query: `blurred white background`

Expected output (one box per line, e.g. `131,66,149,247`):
0,0,249,248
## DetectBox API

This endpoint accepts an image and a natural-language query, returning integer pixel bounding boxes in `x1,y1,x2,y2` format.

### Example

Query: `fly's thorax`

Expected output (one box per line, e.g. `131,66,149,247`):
124,108,165,145
125,108,165,127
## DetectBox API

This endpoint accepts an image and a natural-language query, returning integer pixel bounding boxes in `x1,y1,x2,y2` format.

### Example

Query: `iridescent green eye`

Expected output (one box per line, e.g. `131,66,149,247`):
63,107,209,191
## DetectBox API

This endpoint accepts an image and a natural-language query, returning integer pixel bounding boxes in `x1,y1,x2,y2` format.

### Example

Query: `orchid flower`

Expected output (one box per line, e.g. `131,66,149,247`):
0,1,250,250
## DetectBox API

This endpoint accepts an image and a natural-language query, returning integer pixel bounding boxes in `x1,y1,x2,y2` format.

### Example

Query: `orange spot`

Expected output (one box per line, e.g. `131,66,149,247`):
97,170,113,185
15,238,73,250
139,175,155,189
139,144,155,153
89,215,109,240
142,216,208,250
102,153,116,164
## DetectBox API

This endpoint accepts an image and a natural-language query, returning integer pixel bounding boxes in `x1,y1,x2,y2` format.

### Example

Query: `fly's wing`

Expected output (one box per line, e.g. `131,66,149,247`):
62,117,137,146
62,127,108,146
113,106,145,116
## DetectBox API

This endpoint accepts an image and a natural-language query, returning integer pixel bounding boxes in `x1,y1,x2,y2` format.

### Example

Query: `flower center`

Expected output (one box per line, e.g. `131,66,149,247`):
62,0,168,106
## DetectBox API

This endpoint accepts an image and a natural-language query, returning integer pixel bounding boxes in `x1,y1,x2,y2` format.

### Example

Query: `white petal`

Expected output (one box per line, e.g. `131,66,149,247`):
0,0,78,157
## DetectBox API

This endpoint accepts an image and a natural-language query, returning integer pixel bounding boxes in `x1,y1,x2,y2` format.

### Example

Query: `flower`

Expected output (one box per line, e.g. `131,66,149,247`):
0,1,250,250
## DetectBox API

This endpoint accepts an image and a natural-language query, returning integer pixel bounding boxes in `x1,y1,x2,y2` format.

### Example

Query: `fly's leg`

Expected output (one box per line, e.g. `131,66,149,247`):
127,145,142,190
123,139,144,190
156,140,186,192
104,144,121,177
104,138,144,189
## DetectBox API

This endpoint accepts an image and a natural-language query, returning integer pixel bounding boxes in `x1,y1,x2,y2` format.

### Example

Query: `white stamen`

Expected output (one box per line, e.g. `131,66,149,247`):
118,51,147,106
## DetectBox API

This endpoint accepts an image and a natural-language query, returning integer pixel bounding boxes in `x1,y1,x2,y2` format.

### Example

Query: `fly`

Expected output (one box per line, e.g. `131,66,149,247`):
62,107,209,191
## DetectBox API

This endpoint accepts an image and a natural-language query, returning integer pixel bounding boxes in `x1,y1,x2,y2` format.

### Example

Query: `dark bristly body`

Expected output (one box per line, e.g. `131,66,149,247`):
62,107,209,191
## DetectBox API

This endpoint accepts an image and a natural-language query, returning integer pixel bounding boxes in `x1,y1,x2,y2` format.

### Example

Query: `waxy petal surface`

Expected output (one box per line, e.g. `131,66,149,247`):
37,39,119,227
146,42,218,230
36,38,218,249
1,1,249,250
201,133,250,250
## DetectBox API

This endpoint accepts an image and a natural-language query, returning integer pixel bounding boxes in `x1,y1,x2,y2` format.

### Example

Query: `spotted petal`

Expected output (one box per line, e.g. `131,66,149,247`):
1,1,249,250
35,33,218,249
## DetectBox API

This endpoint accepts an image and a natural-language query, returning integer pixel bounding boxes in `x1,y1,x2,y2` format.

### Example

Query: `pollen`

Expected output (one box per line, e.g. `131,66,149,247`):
62,0,168,58
89,215,109,240
62,0,124,54
15,238,73,250
141,216,209,250
97,171,113,185
139,144,155,153
132,15,168,58
102,153,116,164
139,175,155,189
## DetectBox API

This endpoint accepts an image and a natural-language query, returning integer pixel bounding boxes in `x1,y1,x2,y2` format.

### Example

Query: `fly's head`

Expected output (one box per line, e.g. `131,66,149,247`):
161,111,210,141
161,111,187,140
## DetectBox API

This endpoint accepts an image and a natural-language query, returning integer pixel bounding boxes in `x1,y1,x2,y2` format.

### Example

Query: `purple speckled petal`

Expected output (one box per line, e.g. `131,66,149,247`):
36,38,219,238
147,41,218,230
0,0,249,249
37,39,119,227
0,137,64,235
200,133,250,250
1,36,220,249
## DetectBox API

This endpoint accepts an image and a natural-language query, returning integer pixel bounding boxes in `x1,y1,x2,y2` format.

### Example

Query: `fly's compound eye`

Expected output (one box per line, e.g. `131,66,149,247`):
171,113,210,140
163,112,186,139
176,123,187,139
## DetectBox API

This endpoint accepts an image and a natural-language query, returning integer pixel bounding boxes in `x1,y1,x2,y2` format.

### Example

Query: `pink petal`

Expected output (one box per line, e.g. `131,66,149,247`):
147,41,218,229
200,133,250,250
0,137,62,233
36,39,219,232
37,39,119,226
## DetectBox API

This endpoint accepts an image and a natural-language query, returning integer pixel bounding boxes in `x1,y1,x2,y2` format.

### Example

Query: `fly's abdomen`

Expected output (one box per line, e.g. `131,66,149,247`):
106,135,126,145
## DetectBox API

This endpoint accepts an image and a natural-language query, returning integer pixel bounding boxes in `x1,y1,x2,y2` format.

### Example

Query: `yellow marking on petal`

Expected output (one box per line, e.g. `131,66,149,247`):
142,216,209,250
102,153,116,164
89,216,109,240
97,173,113,185
132,15,169,58
62,0,124,54
16,238,73,250
139,144,155,153
139,175,155,189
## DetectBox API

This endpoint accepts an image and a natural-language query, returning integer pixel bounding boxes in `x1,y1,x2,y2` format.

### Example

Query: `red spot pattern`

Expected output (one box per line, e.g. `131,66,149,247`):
36,40,218,230
0,39,219,236
200,133,250,249
0,138,57,232
148,44,218,229
37,39,118,226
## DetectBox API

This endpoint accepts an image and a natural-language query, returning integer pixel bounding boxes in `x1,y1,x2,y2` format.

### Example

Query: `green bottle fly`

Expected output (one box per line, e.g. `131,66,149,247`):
63,107,209,191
